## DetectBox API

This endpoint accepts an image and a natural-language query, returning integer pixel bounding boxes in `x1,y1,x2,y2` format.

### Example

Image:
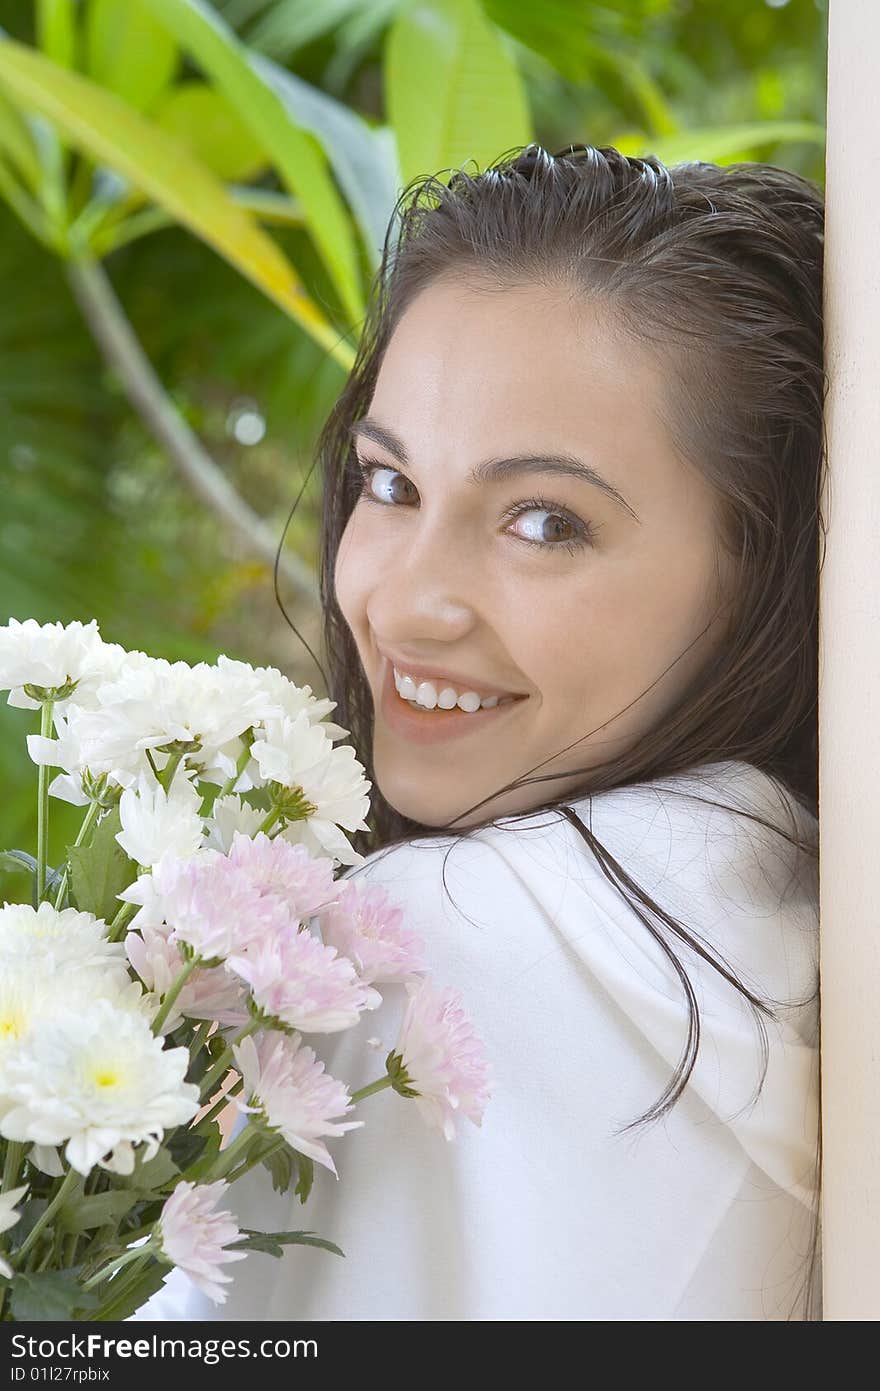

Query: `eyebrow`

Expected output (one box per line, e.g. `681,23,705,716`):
348,417,640,522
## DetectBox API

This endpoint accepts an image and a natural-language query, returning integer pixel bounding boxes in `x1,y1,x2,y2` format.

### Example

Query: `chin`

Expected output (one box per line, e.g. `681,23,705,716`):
372,766,477,833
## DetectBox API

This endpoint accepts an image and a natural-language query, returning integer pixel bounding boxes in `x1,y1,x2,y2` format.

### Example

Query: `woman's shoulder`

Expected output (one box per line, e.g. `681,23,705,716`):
344,759,817,913
341,758,819,1017
340,760,820,1206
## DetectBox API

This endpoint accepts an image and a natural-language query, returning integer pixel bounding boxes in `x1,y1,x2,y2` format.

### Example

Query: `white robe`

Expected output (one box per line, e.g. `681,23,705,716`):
134,759,821,1321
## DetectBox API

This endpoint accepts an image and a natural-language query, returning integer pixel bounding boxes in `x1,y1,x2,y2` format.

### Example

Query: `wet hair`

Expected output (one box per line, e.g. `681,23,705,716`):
278,142,826,1318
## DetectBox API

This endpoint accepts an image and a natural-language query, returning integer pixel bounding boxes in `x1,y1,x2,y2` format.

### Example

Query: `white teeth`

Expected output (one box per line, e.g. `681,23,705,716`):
456,691,482,713
393,666,515,714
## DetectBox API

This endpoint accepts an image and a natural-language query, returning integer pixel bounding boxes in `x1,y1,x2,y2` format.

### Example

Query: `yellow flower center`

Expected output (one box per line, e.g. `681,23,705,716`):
91,1068,121,1089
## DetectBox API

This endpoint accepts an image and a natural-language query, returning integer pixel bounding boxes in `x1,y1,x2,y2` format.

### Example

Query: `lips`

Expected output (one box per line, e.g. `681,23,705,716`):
376,647,525,702
377,657,527,745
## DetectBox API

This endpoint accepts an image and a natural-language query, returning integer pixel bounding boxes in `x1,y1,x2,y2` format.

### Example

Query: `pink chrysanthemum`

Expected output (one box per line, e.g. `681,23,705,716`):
392,978,493,1141
227,932,380,1033
125,924,249,1032
233,1032,363,1177
158,1179,247,1304
318,878,427,985
153,849,289,961
226,831,339,920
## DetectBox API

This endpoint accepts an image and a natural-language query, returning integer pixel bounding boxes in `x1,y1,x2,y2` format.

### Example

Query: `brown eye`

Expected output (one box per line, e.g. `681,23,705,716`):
511,509,579,545
356,460,419,506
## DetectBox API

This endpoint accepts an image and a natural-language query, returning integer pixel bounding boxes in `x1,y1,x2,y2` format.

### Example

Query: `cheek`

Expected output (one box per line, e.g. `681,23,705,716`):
333,512,369,626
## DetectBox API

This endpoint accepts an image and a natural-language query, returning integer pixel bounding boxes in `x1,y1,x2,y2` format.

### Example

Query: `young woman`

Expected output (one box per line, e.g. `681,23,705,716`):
137,142,825,1321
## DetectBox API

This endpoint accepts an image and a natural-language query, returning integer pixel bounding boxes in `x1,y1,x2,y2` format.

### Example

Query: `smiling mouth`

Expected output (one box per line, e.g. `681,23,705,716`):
378,659,528,742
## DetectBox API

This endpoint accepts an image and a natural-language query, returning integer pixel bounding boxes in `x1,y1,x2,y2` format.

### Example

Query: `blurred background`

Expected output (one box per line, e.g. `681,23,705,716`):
0,0,827,863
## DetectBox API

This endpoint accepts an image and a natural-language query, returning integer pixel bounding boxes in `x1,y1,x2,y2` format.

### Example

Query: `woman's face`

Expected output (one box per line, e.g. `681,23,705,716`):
334,276,734,829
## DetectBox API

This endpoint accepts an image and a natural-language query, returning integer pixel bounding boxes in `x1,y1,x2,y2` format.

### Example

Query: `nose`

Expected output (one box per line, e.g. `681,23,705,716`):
366,516,482,651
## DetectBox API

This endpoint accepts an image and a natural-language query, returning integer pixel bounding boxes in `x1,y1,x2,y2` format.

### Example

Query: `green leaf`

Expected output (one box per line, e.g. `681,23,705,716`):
9,1269,100,1321
610,121,826,166
43,860,68,907
152,80,269,181
385,0,532,188
244,54,401,273
165,1125,210,1173
58,1187,141,1233
230,1228,345,1259
294,1152,314,1205
116,1144,180,1192
140,0,365,327
67,808,138,921
261,1143,295,1195
89,1258,170,1322
85,0,179,114
0,37,352,368
10,1197,48,1246
0,848,37,877
36,0,78,68
0,86,42,189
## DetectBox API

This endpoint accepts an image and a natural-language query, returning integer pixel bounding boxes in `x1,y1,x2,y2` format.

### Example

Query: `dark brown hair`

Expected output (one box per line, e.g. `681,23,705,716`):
281,142,827,1318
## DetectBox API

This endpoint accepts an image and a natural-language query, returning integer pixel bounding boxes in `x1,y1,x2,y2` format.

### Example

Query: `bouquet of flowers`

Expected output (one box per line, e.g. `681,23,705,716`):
0,619,492,1322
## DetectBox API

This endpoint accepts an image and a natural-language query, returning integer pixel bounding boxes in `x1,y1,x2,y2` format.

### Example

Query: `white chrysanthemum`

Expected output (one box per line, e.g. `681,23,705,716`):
216,654,349,735
26,653,162,801
27,706,93,806
249,713,371,865
204,794,265,852
0,901,129,984
0,618,122,711
73,657,274,776
116,767,205,868
0,998,201,1175
0,960,145,1063
115,868,169,932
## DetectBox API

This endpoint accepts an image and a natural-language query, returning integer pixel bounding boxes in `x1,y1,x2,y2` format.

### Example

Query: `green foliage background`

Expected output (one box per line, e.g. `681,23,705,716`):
0,0,827,874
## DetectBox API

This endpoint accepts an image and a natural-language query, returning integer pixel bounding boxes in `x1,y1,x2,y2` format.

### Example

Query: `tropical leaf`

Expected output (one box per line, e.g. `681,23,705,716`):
36,0,79,68
384,0,533,187
84,0,180,114
610,121,826,165
246,50,400,269
141,0,365,327
151,79,270,180
0,36,351,364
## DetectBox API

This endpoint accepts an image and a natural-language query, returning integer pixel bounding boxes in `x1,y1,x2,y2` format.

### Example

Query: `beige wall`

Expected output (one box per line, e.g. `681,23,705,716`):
820,0,880,1322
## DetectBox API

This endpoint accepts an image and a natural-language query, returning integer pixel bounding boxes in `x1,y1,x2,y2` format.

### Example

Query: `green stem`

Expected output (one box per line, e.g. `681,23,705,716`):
54,799,102,909
13,1166,78,1265
106,900,138,942
350,1075,395,1104
188,1019,213,1069
199,1018,259,1101
82,1241,158,1291
2,1141,25,1193
87,1254,163,1323
214,741,254,802
151,953,203,1036
257,806,283,835
156,749,184,792
225,1134,285,1185
210,1123,259,1180
195,1077,243,1134
35,699,54,902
